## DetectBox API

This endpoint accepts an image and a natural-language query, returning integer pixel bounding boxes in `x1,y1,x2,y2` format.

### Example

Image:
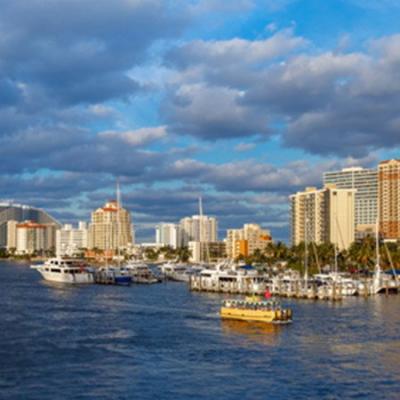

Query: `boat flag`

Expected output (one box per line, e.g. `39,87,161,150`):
264,289,271,299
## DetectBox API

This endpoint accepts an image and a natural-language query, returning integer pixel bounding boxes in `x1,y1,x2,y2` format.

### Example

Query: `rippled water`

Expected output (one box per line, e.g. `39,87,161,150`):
1,261,399,399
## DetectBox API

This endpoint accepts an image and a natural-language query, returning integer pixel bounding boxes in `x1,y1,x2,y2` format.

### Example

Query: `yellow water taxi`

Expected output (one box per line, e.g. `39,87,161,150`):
220,296,293,324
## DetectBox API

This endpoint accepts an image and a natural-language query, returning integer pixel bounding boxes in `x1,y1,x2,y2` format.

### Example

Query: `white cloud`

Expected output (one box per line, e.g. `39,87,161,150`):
234,142,256,152
99,126,167,147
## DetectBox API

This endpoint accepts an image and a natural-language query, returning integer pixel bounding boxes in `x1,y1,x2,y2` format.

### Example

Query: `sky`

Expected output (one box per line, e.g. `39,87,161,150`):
1,0,400,242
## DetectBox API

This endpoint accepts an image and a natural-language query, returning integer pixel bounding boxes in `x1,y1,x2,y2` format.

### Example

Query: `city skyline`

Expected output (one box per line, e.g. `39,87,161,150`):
1,1,400,242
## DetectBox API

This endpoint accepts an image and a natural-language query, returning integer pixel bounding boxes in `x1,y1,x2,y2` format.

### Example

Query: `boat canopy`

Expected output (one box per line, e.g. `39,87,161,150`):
384,269,400,276
239,265,255,270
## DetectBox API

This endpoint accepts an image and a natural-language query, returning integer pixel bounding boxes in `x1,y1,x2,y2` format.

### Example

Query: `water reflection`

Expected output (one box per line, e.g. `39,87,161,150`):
221,319,282,346
41,280,80,299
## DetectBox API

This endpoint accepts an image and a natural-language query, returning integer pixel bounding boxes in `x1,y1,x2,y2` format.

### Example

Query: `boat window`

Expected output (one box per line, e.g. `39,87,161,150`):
51,268,61,273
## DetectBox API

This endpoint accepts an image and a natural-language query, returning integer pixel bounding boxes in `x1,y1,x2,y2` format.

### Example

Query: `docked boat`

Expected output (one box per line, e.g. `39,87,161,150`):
314,273,358,296
220,296,293,324
124,262,160,284
96,266,132,286
159,262,190,282
191,264,267,294
31,258,94,284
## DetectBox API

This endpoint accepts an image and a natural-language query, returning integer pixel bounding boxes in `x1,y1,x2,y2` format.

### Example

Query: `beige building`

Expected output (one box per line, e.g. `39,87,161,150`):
324,167,377,228
180,215,217,246
155,223,181,249
290,185,356,250
226,223,272,259
88,200,134,251
379,159,400,240
7,220,57,255
56,222,88,257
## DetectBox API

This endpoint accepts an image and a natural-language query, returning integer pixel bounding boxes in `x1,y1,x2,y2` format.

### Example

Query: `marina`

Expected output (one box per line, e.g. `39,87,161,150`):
30,257,400,301
1,260,400,400
189,263,400,301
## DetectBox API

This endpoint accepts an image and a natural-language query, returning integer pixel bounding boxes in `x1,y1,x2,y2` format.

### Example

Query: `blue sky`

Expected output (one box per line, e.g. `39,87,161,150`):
0,0,399,242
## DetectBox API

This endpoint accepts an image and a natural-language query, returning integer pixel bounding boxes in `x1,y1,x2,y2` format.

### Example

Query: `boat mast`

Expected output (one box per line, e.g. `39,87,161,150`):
334,215,338,275
375,217,380,271
304,217,308,284
116,178,121,268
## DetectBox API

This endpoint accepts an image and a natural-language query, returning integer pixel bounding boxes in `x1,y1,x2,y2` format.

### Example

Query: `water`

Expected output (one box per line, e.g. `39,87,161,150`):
0,261,399,400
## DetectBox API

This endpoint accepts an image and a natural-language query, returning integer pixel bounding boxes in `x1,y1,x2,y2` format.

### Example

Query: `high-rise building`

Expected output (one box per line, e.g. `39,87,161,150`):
0,202,60,248
290,185,356,250
379,159,400,240
7,220,57,255
88,200,134,251
323,167,377,228
56,222,88,256
180,215,217,246
155,223,181,248
226,223,272,259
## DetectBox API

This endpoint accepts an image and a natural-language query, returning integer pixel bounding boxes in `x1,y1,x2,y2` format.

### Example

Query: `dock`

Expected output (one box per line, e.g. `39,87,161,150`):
189,274,399,301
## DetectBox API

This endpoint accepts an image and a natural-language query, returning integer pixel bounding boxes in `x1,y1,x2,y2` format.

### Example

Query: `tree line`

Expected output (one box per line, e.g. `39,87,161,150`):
237,236,400,274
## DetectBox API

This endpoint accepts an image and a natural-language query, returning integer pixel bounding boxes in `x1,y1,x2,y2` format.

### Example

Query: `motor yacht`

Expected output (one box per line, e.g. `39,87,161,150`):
159,262,191,282
31,258,94,284
124,262,160,284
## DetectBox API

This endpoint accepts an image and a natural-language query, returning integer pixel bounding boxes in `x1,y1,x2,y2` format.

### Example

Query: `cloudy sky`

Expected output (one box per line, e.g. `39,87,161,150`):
1,0,400,242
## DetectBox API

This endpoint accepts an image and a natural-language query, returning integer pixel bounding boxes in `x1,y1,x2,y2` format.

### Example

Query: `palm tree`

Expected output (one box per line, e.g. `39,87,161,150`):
177,247,191,263
348,236,375,270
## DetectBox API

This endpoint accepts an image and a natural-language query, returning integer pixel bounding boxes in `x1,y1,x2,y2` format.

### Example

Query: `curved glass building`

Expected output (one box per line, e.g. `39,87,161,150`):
0,202,60,248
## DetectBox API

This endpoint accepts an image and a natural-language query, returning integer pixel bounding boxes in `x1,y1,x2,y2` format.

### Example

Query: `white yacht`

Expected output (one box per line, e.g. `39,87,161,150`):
124,262,160,284
158,262,187,282
31,258,94,284
314,273,358,296
190,264,267,293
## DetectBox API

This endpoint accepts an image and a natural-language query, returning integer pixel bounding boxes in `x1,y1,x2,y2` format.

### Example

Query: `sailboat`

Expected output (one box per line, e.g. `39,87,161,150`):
371,219,398,294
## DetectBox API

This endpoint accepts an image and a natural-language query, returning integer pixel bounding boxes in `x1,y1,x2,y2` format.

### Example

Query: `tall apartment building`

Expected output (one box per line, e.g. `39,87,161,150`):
180,215,217,246
56,222,88,256
88,200,134,251
155,223,181,249
324,167,377,228
290,185,355,250
226,223,272,259
7,220,57,255
379,159,400,240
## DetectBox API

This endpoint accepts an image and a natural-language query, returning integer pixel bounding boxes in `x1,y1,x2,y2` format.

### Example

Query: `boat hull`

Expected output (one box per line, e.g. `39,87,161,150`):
220,307,292,324
37,269,94,284
114,276,132,286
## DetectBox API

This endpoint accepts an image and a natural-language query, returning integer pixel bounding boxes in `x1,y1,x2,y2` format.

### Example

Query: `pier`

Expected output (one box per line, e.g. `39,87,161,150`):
189,273,400,301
